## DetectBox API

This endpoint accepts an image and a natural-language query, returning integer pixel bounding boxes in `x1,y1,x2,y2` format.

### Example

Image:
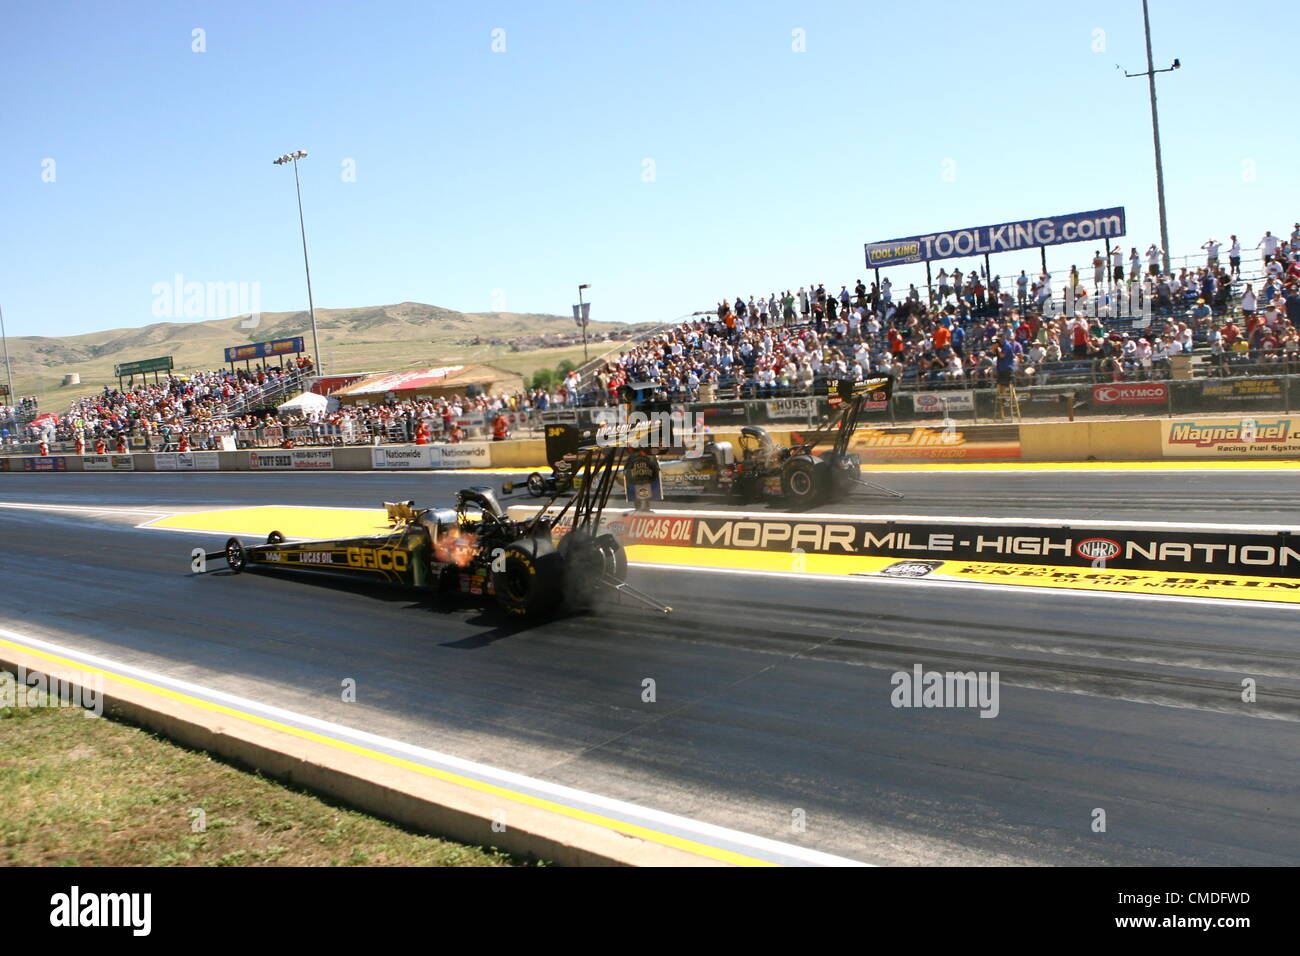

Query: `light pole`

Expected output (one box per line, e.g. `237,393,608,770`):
0,303,15,409
1125,0,1180,275
273,150,322,373
577,283,591,362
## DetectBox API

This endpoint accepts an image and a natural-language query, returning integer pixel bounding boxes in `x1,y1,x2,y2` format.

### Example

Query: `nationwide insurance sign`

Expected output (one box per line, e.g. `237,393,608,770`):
865,207,1126,268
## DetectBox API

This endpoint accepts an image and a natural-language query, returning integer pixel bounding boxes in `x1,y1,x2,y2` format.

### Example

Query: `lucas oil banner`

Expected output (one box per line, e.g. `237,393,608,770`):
866,207,1126,267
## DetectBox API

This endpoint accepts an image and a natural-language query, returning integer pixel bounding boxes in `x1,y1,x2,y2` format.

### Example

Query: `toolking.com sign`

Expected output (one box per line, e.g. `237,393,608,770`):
688,516,1300,577
865,207,1125,267
1163,418,1300,457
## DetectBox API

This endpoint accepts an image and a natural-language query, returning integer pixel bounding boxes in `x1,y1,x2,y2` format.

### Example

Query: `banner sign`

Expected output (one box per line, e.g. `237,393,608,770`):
913,391,975,413
22,457,66,472
865,207,1126,268
372,446,433,469
114,356,173,378
1199,378,1284,403
1093,382,1168,406
765,397,818,420
224,337,306,363
82,455,135,472
292,449,334,470
1163,417,1300,458
849,425,1020,460
249,451,294,470
686,515,1300,579
433,443,492,468
155,452,220,471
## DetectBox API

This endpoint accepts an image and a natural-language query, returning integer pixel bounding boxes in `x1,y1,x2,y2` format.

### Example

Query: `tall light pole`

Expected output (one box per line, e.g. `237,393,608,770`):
577,283,591,363
0,303,15,409
1125,1,1180,275
273,150,322,373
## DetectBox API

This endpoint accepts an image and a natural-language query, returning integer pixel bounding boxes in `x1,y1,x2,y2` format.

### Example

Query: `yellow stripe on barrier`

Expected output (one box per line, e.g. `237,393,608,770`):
0,635,774,867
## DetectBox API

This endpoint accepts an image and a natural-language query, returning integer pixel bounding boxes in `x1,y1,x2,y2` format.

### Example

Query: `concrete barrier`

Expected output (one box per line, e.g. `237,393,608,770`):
0,640,724,867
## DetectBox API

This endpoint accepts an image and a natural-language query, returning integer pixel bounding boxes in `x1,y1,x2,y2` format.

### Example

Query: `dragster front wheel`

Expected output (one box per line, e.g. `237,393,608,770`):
225,538,246,573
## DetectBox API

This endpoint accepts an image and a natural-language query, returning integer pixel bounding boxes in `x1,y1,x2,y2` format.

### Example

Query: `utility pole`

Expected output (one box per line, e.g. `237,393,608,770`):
0,303,15,408
1126,1,1180,275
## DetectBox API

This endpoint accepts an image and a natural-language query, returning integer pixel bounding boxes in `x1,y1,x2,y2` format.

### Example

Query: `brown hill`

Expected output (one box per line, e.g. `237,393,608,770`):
4,303,654,404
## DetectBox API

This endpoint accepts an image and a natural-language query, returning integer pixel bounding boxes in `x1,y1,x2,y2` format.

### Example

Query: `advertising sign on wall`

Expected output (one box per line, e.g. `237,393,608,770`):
1093,382,1168,405
765,397,819,419
849,425,1020,460
82,455,135,471
372,446,433,469
1163,417,1300,457
913,391,976,413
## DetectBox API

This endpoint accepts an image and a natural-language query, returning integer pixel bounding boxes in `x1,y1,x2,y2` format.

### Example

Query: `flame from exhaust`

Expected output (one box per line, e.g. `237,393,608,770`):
434,529,479,567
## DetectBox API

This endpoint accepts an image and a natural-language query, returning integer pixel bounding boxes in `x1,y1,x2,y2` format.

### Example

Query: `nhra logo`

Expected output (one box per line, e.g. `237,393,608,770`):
1076,538,1121,561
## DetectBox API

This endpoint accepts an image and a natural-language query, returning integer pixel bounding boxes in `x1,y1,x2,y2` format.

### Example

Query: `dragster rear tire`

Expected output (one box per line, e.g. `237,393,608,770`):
492,537,564,617
780,456,827,507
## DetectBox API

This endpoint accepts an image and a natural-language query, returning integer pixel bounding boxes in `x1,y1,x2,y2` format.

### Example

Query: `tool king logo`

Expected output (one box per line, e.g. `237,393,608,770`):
1076,538,1121,561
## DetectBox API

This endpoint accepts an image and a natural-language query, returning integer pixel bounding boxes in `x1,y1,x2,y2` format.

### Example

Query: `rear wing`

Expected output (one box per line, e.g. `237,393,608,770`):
826,374,893,409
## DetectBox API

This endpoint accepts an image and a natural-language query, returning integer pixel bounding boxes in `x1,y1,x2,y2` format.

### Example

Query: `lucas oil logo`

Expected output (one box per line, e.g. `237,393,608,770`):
1076,538,1121,561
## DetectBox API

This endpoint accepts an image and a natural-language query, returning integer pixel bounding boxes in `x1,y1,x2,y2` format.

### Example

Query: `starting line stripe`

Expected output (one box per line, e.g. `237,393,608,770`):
0,628,863,867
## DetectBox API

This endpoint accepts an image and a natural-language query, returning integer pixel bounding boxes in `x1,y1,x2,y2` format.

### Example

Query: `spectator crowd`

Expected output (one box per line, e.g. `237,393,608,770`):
580,224,1300,401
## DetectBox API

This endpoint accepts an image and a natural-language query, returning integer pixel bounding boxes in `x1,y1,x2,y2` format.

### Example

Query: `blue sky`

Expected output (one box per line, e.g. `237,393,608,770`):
1,0,1295,341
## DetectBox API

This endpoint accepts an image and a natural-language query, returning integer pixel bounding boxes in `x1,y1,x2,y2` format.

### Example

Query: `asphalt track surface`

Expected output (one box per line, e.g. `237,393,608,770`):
2,470,1299,865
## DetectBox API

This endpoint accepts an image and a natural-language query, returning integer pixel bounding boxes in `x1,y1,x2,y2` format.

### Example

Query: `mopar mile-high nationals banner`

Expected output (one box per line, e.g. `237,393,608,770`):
865,207,1126,267
607,513,1300,580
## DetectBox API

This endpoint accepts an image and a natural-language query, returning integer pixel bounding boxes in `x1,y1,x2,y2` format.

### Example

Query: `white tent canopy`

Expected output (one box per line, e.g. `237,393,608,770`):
277,390,338,414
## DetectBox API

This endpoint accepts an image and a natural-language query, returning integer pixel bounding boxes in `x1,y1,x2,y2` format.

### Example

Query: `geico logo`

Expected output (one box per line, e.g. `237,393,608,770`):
346,547,408,571
696,520,856,552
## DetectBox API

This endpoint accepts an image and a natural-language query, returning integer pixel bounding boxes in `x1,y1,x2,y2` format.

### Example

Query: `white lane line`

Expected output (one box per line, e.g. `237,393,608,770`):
632,561,1300,613
0,625,866,868
0,502,174,517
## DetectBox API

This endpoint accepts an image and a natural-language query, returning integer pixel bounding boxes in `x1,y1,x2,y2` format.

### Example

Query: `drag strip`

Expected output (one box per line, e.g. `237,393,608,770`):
2,467,1298,523
2,498,1298,864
